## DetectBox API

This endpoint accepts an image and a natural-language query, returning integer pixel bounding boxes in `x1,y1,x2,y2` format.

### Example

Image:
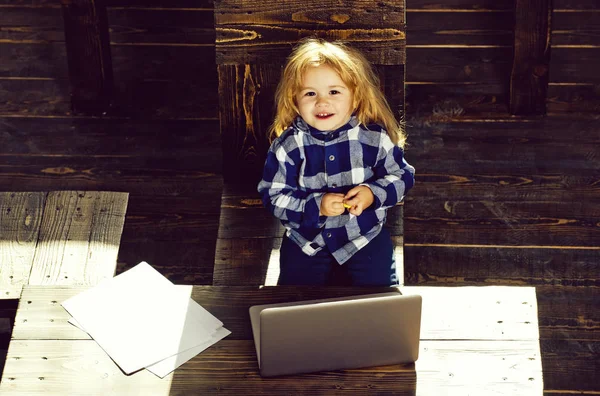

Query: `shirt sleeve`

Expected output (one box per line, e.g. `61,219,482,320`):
257,137,325,229
363,131,415,210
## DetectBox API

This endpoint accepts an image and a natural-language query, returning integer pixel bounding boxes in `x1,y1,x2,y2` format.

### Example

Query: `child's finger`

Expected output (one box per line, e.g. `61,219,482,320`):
344,187,359,200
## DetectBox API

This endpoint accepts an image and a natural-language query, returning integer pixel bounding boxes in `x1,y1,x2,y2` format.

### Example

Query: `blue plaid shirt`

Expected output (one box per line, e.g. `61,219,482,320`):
258,115,415,264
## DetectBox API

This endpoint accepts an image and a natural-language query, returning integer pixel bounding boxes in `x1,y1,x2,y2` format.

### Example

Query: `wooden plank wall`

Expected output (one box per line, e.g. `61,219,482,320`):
1,0,599,389
0,0,223,284
547,0,600,113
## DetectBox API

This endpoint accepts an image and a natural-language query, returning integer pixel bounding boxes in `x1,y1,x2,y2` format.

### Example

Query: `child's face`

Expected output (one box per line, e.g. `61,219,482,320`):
296,64,354,132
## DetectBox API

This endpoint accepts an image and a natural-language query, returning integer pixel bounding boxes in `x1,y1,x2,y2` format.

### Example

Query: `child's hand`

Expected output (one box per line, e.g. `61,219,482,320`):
343,186,374,216
320,193,345,217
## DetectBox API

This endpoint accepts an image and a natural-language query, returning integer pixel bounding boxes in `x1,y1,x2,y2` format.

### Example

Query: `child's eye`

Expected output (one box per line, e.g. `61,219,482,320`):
330,90,340,95
304,92,316,97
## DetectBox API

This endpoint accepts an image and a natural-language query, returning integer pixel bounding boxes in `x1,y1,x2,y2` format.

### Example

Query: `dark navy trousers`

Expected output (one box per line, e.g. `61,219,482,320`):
278,227,398,286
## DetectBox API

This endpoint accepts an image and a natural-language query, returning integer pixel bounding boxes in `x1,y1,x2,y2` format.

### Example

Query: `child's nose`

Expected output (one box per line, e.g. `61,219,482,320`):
316,96,329,106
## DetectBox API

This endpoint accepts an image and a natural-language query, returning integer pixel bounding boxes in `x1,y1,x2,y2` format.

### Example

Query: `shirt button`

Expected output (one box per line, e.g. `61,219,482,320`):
329,155,335,161
327,233,332,238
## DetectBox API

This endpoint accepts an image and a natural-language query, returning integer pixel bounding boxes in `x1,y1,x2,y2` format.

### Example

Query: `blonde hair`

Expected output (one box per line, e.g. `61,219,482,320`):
270,38,406,147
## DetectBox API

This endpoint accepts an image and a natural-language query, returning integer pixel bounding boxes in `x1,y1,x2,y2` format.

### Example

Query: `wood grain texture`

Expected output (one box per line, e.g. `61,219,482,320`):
61,0,114,115
0,192,46,299
405,245,600,287
12,285,538,341
106,7,215,45
407,0,512,9
541,338,600,392
121,195,221,241
414,340,542,396
547,84,600,114
407,47,512,83
0,79,71,117
0,118,221,164
536,285,600,341
217,64,280,184
0,156,222,196
116,241,216,285
0,339,546,395
0,6,64,42
27,191,129,286
510,0,552,115
406,117,600,173
216,27,406,65
404,198,600,246
552,10,600,46
214,0,406,59
550,48,600,83
407,10,514,45
2,285,544,395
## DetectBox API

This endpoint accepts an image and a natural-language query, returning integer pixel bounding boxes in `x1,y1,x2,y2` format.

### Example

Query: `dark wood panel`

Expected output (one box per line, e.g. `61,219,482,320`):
218,206,283,239
404,245,599,286
0,7,63,42
406,47,512,83
0,78,218,118
216,26,406,65
0,43,68,78
215,0,405,25
0,79,71,116
0,118,220,159
122,195,222,241
111,45,216,81
62,0,114,115
404,198,600,246
0,43,217,82
0,0,213,5
407,11,513,45
213,237,281,286
547,84,600,114
105,0,214,6
407,117,600,173
406,174,598,202
510,0,552,115
552,11,600,46
542,338,599,391
378,65,406,119
407,0,512,10
107,7,215,32
550,48,600,83
117,240,215,285
553,0,600,8
217,63,280,184
405,83,509,116
537,286,600,340
541,340,600,391
0,157,223,196
111,80,218,119
106,6,215,47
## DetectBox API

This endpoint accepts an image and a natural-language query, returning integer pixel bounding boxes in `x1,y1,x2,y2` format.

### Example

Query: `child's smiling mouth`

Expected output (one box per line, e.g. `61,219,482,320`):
316,113,334,119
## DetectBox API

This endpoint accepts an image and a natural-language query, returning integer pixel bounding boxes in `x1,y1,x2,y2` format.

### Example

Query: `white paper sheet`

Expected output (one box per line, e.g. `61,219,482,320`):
147,326,232,378
62,262,228,375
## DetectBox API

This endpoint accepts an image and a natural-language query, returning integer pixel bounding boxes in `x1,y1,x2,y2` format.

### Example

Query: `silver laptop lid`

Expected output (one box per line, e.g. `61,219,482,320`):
249,292,422,377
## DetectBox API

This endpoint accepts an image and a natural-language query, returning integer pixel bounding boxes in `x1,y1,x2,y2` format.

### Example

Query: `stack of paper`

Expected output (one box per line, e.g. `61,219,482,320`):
62,261,231,378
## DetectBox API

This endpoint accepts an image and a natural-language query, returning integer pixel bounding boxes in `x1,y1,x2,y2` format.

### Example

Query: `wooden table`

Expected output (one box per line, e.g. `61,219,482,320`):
0,191,129,298
0,285,543,395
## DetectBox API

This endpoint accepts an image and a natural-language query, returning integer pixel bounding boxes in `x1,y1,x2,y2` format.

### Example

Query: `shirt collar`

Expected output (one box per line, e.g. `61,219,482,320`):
292,115,359,141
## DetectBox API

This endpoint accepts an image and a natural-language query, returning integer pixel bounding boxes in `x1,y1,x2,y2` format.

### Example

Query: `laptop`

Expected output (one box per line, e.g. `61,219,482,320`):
249,291,422,377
